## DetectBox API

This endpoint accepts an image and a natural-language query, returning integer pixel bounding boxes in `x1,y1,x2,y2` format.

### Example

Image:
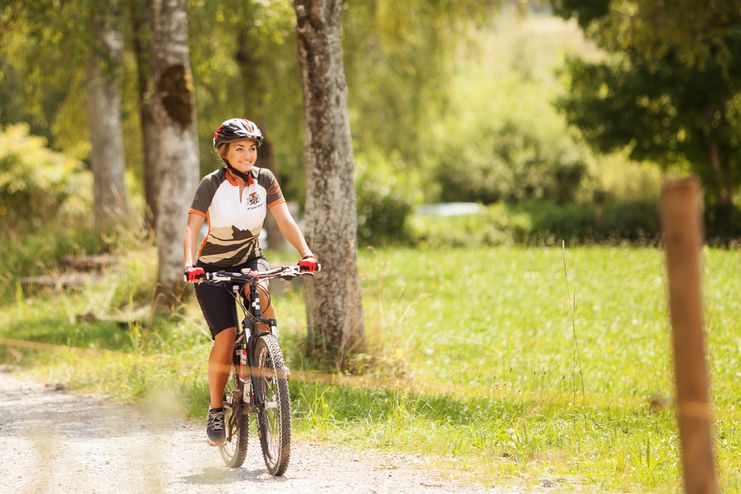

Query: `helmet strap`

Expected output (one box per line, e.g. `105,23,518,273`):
224,160,253,185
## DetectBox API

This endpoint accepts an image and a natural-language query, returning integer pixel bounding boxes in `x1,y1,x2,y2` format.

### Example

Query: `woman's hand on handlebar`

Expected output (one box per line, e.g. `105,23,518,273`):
184,265,205,283
298,255,319,272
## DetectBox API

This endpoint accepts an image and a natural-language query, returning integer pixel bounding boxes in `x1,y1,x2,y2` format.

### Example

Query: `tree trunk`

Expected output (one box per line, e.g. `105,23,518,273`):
294,0,365,365
150,0,200,309
130,0,160,231
725,157,736,204
234,27,286,251
86,6,129,230
708,144,730,205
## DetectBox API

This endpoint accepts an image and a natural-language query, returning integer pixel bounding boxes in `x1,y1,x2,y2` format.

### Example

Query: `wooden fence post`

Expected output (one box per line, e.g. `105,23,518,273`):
661,177,718,494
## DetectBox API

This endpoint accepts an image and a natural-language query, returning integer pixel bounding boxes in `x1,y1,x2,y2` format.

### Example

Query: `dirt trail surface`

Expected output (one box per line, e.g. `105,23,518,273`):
0,372,510,494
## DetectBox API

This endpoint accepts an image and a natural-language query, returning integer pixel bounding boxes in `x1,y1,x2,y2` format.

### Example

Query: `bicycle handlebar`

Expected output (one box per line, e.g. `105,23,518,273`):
199,263,321,285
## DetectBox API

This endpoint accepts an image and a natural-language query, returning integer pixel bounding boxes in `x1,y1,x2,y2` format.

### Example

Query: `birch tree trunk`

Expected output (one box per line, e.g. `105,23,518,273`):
150,0,199,309
130,0,160,230
86,6,129,230
294,0,365,364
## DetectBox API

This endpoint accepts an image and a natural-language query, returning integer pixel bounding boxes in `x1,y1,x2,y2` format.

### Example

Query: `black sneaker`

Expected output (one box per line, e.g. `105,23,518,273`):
207,407,226,446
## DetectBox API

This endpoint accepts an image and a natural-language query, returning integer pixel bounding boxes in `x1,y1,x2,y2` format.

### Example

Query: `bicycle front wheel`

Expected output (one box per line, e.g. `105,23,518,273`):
219,368,248,468
255,334,291,476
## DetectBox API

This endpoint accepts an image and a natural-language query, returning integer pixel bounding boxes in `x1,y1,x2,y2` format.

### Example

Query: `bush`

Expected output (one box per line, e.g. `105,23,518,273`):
521,201,659,243
0,124,91,228
412,200,661,247
411,203,527,247
706,203,741,243
431,120,588,205
107,247,158,312
0,226,105,300
353,151,418,246
356,172,415,246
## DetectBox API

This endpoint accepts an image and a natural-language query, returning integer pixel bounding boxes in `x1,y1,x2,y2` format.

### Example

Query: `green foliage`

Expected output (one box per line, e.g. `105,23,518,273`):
343,1,502,165
355,157,416,246
0,124,91,227
0,226,103,301
583,151,662,203
188,0,304,197
431,119,588,204
522,200,659,242
552,0,741,207
411,204,529,247
412,200,660,247
107,248,158,313
0,1,92,156
558,52,741,204
1,0,305,200
356,181,414,247
418,14,598,206
2,0,637,227
550,0,610,28
706,203,741,242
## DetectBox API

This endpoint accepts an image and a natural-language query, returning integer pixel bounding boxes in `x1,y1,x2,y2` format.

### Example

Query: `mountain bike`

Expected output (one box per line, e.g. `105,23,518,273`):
200,263,318,475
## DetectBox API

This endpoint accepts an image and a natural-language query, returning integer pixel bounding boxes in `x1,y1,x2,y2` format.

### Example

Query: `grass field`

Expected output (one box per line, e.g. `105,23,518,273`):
1,246,738,492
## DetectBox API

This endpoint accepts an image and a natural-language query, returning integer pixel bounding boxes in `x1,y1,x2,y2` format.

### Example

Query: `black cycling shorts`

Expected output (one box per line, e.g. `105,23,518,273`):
194,257,270,339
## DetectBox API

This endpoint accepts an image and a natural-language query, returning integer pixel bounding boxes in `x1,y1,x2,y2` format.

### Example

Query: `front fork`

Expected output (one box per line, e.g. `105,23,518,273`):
236,283,278,408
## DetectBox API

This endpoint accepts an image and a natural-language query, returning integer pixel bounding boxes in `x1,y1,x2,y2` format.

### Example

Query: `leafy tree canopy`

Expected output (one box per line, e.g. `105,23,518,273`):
342,0,501,163
552,0,741,208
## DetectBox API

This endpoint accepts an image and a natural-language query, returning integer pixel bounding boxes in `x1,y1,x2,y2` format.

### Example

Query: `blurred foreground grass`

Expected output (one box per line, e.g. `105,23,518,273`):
1,246,738,492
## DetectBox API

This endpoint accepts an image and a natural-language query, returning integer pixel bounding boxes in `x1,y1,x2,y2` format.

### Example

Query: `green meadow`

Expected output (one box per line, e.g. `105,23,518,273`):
1,246,738,492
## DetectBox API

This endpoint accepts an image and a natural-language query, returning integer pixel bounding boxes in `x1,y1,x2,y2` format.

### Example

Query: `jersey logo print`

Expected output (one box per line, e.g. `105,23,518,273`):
248,191,259,205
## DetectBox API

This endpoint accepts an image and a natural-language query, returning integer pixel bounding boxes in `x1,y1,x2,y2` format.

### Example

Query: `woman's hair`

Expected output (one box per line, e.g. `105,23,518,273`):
217,143,229,160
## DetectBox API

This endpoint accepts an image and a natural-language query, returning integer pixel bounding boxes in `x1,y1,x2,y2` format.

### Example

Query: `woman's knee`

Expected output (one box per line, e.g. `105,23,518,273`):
213,327,236,347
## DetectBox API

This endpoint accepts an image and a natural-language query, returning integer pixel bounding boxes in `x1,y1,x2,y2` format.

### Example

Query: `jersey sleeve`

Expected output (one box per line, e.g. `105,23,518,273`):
260,169,286,208
189,173,220,217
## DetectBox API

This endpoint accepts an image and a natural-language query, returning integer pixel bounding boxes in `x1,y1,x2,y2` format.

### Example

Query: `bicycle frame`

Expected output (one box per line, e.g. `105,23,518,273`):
200,264,317,473
206,265,311,410
237,281,272,409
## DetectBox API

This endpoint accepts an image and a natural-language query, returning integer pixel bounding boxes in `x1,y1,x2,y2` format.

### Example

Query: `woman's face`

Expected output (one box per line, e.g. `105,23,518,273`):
225,139,258,173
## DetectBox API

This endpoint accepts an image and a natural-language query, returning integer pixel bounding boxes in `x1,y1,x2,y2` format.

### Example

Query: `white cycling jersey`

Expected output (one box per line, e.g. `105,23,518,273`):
188,166,285,267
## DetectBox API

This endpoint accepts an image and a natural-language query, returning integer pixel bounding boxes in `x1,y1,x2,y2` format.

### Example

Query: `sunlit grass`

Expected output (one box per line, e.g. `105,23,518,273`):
1,246,739,492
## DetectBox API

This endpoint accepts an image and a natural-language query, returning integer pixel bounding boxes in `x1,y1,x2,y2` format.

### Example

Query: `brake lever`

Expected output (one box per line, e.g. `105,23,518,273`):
279,266,299,280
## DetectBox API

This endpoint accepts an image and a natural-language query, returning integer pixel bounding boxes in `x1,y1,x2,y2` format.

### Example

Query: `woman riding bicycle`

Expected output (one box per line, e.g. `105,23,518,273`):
182,118,317,446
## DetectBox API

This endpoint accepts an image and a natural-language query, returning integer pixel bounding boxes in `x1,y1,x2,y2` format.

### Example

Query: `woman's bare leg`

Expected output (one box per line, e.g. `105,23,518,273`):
209,327,236,409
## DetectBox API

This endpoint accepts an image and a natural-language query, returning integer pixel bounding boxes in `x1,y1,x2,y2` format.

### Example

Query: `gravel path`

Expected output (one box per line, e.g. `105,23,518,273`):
0,371,511,494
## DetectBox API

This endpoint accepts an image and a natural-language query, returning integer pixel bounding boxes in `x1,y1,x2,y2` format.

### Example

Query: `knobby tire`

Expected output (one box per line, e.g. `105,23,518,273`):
255,334,291,476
